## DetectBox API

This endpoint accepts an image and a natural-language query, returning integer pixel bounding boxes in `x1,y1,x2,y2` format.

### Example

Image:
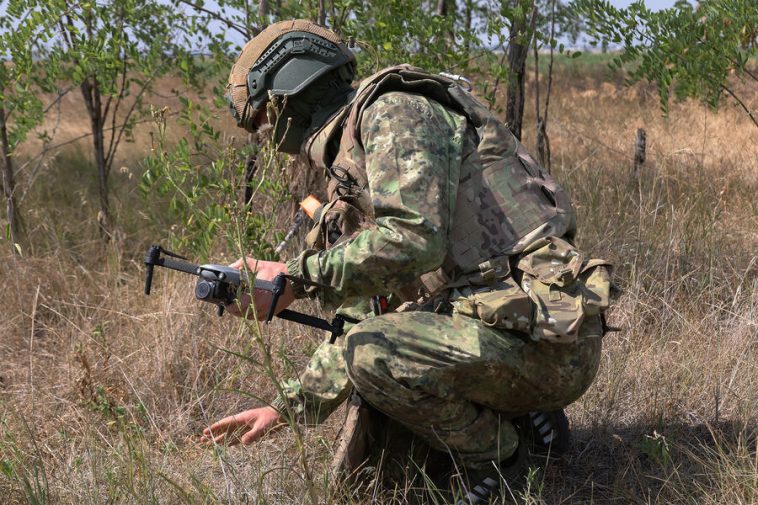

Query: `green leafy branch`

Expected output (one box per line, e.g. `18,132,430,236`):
574,0,758,127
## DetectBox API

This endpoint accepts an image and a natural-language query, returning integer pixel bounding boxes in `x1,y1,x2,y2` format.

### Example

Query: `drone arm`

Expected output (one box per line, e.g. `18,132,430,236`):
144,245,201,296
159,257,201,275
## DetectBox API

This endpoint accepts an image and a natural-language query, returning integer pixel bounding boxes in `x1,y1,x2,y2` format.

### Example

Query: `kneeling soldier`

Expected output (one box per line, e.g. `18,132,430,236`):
201,20,613,504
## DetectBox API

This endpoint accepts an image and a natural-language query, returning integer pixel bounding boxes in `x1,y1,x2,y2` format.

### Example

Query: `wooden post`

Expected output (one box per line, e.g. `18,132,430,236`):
634,128,646,174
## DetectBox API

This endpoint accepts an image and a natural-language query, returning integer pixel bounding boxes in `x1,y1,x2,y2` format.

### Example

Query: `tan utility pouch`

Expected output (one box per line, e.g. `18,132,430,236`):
451,279,533,332
517,236,612,343
450,258,533,332
305,196,373,251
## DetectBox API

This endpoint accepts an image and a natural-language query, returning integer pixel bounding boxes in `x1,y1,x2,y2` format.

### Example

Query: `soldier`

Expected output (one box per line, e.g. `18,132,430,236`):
199,20,613,504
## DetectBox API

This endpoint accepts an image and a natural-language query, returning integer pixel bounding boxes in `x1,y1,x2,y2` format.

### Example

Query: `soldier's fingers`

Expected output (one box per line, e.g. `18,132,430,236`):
206,419,233,433
251,289,275,320
225,303,242,317
199,432,224,445
240,427,264,445
208,414,244,432
202,426,224,438
229,257,261,272
225,294,251,318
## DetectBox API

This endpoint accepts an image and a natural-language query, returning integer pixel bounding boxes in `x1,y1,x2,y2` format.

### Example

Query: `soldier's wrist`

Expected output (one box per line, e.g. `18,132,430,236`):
285,255,309,299
286,251,322,299
269,396,290,418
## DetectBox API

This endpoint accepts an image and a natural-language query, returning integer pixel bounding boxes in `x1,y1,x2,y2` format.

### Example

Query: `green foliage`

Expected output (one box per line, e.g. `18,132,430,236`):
0,0,62,150
47,0,194,153
139,102,289,261
335,0,490,74
574,0,758,125
52,0,179,87
639,430,673,469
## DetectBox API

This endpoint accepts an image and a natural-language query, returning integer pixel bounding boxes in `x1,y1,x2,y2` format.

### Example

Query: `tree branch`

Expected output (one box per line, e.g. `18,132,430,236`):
105,47,130,170
175,0,255,39
42,86,74,115
720,83,758,129
27,112,179,158
105,75,155,175
544,0,557,126
620,21,758,129
17,97,64,207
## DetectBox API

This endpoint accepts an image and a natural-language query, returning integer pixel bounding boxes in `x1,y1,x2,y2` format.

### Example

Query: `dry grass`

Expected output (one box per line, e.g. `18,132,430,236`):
1,62,756,504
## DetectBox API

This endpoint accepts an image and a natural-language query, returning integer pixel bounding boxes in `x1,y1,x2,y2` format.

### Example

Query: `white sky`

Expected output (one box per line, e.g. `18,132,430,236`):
609,0,680,7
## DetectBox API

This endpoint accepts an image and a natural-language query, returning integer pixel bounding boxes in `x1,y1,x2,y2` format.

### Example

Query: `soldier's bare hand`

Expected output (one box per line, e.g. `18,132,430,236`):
225,257,295,320
200,407,283,446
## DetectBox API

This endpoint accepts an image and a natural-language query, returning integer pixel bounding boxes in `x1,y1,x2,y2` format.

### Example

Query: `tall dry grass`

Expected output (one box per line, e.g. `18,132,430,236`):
1,62,756,504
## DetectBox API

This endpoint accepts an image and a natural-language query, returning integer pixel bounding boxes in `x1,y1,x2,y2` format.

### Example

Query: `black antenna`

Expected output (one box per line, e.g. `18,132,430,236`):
144,245,161,295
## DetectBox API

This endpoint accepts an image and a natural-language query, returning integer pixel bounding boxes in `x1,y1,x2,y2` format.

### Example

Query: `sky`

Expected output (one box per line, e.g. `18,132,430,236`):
609,0,681,7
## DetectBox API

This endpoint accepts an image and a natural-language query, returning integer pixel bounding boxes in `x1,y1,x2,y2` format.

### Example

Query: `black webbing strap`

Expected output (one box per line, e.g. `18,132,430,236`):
276,309,339,333
271,310,358,344
264,273,359,343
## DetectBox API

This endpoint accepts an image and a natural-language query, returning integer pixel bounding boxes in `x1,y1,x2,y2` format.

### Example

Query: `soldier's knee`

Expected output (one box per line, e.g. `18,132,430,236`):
343,321,391,387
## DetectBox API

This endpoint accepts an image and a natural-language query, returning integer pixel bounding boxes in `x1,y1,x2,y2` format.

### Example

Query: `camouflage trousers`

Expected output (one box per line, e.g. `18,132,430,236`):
343,311,603,468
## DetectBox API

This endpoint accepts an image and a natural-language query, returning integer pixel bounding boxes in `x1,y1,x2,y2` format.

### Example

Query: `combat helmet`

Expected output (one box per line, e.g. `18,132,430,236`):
227,20,357,133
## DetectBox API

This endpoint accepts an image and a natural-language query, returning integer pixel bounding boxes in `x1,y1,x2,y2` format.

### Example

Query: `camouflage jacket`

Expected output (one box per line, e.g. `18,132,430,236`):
276,89,470,422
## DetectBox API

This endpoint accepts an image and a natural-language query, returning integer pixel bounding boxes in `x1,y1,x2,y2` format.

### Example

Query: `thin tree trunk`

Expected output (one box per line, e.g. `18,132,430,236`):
81,78,111,240
505,1,537,141
464,0,473,53
0,106,21,252
533,26,541,125
539,0,557,172
634,128,646,174
435,0,455,53
76,10,111,241
244,134,258,206
318,0,326,25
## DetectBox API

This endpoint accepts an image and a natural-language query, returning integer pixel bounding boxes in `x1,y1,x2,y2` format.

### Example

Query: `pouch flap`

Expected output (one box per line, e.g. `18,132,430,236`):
517,236,584,287
581,258,612,273
579,260,613,314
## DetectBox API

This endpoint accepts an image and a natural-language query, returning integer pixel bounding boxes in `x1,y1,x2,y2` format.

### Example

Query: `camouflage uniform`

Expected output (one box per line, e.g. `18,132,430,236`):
276,73,607,468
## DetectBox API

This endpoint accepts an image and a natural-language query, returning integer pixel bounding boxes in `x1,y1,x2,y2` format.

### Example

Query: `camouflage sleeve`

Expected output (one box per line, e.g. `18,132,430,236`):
270,339,352,425
287,91,467,308
270,300,373,424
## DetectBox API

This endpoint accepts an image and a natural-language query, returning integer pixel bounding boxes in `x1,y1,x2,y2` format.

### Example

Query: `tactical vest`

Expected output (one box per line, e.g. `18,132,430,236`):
304,65,577,294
